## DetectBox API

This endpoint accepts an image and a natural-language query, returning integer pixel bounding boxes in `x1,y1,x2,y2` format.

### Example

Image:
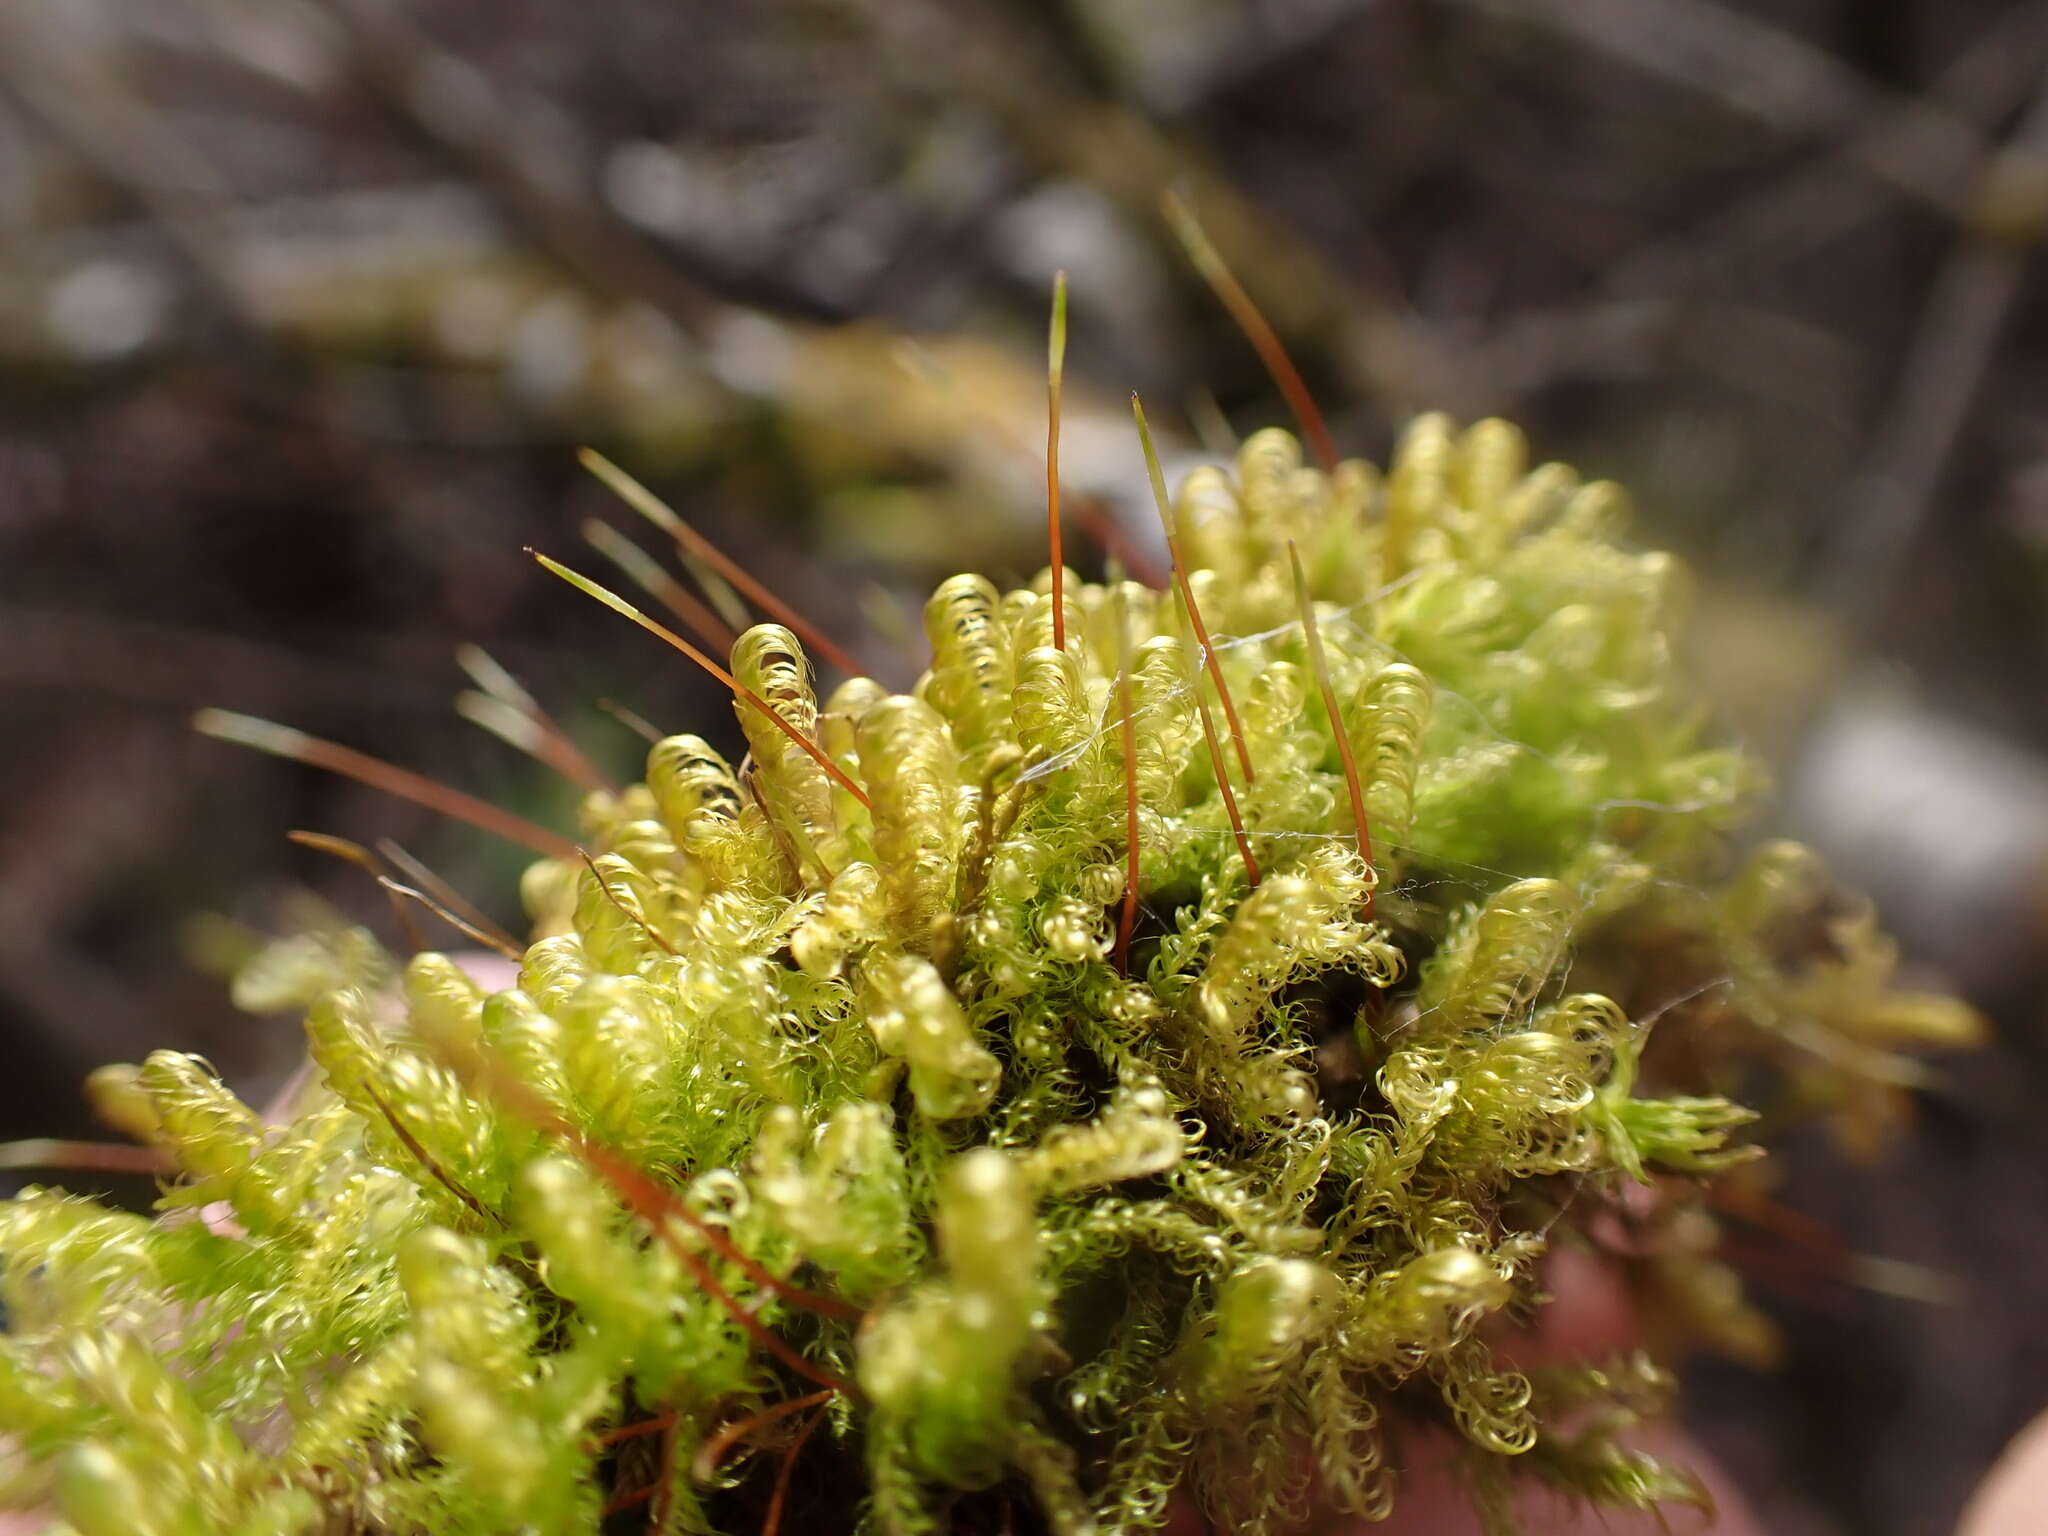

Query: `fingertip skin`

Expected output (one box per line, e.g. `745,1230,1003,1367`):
1959,1411,2048,1536
1160,1417,1766,1536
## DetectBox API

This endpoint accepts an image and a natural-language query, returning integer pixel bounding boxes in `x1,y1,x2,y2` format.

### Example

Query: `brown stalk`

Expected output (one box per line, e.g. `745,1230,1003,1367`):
692,1389,835,1482
1046,270,1070,651
1289,542,1375,919
1131,394,1256,787
462,1060,863,1345
1114,595,1142,975
576,847,680,957
197,711,579,861
761,1405,825,1536
530,553,872,813
582,519,741,656
579,449,864,677
0,1139,171,1176
376,839,526,958
456,644,615,794
285,830,427,952
1162,191,1338,474
363,1084,501,1228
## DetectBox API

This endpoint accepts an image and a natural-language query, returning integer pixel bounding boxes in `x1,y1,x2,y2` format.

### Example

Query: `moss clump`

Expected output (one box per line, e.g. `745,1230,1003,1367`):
0,415,1976,1535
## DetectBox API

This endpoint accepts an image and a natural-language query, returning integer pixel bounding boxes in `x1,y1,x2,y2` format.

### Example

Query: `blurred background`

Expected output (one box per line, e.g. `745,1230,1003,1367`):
2,0,2046,1530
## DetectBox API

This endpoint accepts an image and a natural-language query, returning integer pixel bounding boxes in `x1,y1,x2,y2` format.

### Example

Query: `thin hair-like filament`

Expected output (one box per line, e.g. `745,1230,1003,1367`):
1115,590,1141,974
376,876,525,962
376,838,525,957
284,829,427,950
579,449,863,676
691,1388,834,1481
581,519,741,656
576,847,680,957
455,644,613,793
1131,394,1256,786
529,553,872,812
1047,270,1069,652
1289,541,1374,918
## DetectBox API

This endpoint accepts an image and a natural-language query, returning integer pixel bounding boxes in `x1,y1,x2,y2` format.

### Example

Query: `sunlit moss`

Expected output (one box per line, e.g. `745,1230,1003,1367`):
0,419,1977,1535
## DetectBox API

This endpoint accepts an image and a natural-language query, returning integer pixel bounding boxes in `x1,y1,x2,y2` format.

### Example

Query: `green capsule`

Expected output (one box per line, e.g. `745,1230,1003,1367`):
857,695,963,947
402,952,485,1065
571,851,667,973
1349,662,1430,854
1419,878,1574,1035
1013,645,1090,767
646,733,742,836
791,860,885,978
518,933,592,1014
859,951,998,1120
923,573,1015,773
83,1064,160,1147
1453,417,1528,522
1179,1257,1340,1411
732,624,846,880
138,1053,264,1190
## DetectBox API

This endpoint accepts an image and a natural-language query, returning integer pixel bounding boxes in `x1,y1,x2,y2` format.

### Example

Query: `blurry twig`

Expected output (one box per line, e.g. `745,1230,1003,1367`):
1466,298,1861,425
0,8,262,331
0,725,202,1068
1463,0,2006,225
315,0,724,340
1609,5,2048,292
1820,77,2048,633
838,0,1467,416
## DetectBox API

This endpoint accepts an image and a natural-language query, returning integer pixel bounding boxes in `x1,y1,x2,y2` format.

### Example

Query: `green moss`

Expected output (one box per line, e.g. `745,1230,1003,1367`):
0,416,1978,1535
